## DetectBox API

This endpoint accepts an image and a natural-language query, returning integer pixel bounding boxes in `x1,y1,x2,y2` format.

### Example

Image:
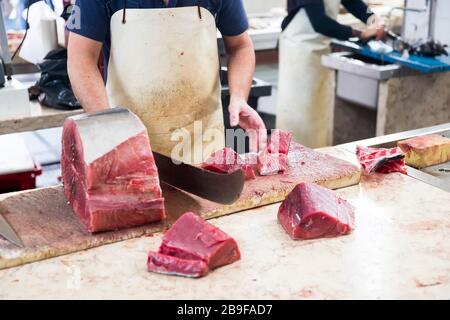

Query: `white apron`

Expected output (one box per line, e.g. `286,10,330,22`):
277,0,340,148
106,6,225,164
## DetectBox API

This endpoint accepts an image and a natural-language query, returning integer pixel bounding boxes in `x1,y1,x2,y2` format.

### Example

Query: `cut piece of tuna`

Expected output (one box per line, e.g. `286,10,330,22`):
61,108,166,233
278,182,355,240
257,130,292,176
158,212,241,271
268,129,293,155
202,148,256,180
258,152,288,176
398,134,450,169
242,164,256,180
241,152,259,167
147,252,209,278
356,145,407,175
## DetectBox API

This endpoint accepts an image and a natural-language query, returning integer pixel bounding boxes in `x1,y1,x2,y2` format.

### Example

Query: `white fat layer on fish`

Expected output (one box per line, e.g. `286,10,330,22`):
71,107,146,164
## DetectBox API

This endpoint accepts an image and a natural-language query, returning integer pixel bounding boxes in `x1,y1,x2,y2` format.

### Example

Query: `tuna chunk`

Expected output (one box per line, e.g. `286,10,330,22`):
202,148,256,180
242,164,257,180
61,108,165,233
356,145,407,175
398,134,450,169
257,130,292,176
258,152,288,176
268,129,292,155
147,252,209,278
241,152,259,166
148,212,241,278
278,182,355,240
159,212,241,270
203,130,293,178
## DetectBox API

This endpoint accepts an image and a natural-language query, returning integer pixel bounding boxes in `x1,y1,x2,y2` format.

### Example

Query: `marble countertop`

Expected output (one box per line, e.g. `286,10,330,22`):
0,147,449,299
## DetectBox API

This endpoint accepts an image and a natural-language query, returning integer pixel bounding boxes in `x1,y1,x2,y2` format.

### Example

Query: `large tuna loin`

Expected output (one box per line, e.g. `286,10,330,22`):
278,182,355,240
148,212,241,278
61,108,166,233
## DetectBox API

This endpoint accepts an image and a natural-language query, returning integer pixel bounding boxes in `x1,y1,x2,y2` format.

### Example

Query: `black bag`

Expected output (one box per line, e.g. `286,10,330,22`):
29,48,81,111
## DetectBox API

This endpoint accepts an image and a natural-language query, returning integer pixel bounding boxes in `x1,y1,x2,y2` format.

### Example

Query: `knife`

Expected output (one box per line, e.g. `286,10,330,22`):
153,152,245,205
0,214,24,247
385,30,411,52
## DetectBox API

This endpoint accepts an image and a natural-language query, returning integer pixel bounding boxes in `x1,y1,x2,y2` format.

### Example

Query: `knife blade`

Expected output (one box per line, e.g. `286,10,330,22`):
153,152,245,205
0,214,24,247
385,30,410,52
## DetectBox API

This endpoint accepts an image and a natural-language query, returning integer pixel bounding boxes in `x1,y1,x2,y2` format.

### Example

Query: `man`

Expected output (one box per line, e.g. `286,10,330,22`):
66,0,266,164
277,0,385,148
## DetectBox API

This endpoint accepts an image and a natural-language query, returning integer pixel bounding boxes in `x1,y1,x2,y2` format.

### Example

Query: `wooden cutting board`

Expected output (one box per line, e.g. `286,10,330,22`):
0,144,361,270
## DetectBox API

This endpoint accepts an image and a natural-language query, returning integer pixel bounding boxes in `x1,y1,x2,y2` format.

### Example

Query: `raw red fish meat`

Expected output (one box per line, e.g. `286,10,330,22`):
398,134,450,169
278,182,355,240
242,164,257,180
257,130,292,176
202,148,256,180
203,130,293,178
148,212,241,278
159,212,241,269
241,152,259,166
258,152,288,176
147,252,209,278
356,145,407,175
268,129,292,155
61,108,165,233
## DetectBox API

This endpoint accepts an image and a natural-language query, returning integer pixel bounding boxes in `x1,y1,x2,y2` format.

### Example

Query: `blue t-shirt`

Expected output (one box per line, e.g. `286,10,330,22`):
67,0,249,68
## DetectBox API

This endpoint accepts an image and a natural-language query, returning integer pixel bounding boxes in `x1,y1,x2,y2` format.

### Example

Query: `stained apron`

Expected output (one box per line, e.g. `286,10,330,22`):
106,7,225,164
277,0,341,148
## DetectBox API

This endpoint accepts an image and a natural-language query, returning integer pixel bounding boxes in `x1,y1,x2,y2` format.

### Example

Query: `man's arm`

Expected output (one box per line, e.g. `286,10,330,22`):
67,32,109,113
304,1,385,41
341,0,386,40
224,32,267,152
304,3,354,40
341,0,373,24
225,32,254,105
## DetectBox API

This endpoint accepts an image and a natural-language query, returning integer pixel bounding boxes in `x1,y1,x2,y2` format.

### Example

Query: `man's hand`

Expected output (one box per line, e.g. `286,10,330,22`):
229,97,267,153
224,32,267,153
361,14,386,41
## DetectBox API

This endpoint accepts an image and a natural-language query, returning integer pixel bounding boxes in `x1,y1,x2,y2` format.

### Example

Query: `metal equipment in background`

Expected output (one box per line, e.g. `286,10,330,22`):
0,3,9,87
401,0,450,46
322,0,450,110
0,3,31,119
322,52,403,110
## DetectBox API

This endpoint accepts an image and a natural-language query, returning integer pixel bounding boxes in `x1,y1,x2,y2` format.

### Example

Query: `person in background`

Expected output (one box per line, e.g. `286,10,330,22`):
277,0,386,148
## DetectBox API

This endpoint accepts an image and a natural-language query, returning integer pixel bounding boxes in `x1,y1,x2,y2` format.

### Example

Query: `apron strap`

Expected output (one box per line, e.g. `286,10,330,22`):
122,0,127,24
